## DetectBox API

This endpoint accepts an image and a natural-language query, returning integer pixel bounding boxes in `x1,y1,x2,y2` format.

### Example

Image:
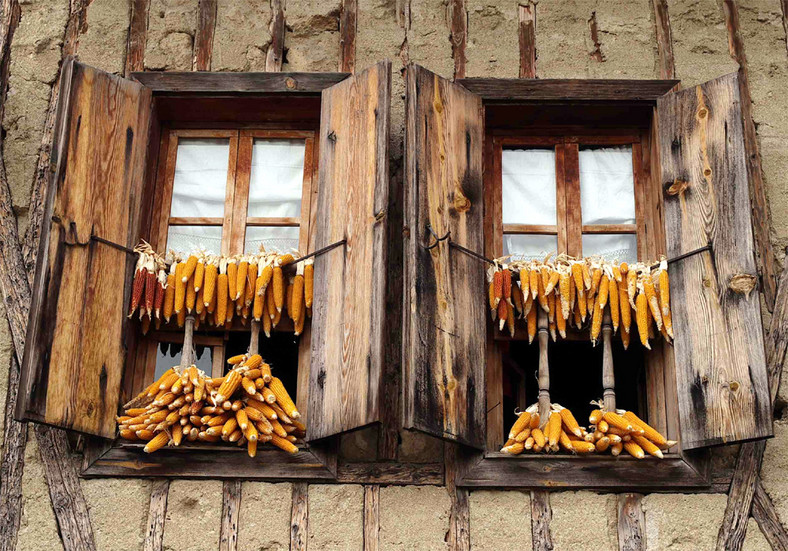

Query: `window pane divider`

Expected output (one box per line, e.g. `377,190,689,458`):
581,224,637,234
502,224,557,235
168,217,224,226
246,216,301,227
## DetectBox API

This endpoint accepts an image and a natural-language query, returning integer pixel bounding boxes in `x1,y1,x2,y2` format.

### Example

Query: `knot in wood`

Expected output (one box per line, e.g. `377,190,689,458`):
285,77,297,90
697,107,708,119
728,273,757,297
665,178,689,196
729,381,740,392
453,189,471,213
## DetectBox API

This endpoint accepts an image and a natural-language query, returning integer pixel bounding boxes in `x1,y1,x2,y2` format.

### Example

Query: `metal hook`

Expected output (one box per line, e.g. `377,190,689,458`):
422,224,450,250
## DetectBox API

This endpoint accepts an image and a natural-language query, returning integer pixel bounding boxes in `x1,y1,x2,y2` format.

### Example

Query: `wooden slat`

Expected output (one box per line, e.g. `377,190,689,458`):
363,486,379,551
16,61,152,438
722,0,776,312
143,480,169,551
716,440,765,551
336,462,444,485
339,0,357,73
307,61,391,441
168,217,224,226
131,72,350,94
457,79,679,102
246,217,300,227
124,0,150,76
651,0,675,79
581,224,637,234
219,480,241,551
290,482,308,551
518,2,536,78
555,144,568,253
657,73,772,449
530,491,554,551
563,143,582,257
752,479,788,550
446,443,471,551
266,0,285,72
503,224,558,235
194,0,217,71
617,494,646,551
403,63,486,448
448,0,467,79
0,358,28,551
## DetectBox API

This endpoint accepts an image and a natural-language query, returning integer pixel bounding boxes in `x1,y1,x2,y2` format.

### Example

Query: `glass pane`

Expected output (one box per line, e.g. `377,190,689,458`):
154,342,214,380
582,233,638,264
503,234,558,261
170,138,230,218
579,146,636,225
247,139,306,218
244,226,300,254
501,148,557,225
167,225,223,255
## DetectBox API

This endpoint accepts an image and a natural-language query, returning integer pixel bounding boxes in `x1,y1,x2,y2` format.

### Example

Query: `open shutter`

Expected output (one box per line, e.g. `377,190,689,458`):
402,64,485,449
16,58,152,438
657,72,772,449
307,61,391,441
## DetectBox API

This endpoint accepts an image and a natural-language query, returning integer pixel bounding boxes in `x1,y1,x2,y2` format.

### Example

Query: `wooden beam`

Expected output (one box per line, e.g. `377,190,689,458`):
124,0,149,76
752,479,788,550
456,78,679,102
723,0,777,312
530,490,554,551
266,0,285,72
143,480,169,551
651,0,675,79
339,0,357,73
219,480,241,551
290,482,308,551
617,494,645,550
781,0,788,57
445,444,470,551
131,71,350,94
518,2,536,78
448,0,467,79
363,485,380,551
194,0,217,71
0,358,27,551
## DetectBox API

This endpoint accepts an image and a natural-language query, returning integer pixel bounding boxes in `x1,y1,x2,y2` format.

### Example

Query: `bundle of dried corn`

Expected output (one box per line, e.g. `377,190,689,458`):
117,354,304,457
500,402,677,457
128,243,315,336
487,255,672,349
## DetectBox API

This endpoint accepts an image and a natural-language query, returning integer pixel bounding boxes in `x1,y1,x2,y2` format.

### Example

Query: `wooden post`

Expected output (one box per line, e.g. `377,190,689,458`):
180,316,195,368
537,309,550,422
601,310,616,412
249,320,261,355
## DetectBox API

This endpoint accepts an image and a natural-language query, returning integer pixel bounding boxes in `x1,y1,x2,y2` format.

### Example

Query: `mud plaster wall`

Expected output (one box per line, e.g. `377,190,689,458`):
1,0,788,550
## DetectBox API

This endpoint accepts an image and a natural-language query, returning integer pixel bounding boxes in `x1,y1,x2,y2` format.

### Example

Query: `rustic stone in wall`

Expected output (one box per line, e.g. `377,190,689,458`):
380,486,451,550
669,0,739,86
465,0,518,78
163,480,222,551
469,490,532,550
82,478,151,551
535,0,589,78
284,0,342,72
3,0,68,212
16,433,63,551
643,493,727,550
308,484,364,550
237,482,292,551
408,0,453,78
589,0,657,78
211,0,271,71
78,0,130,75
144,0,198,71
551,491,618,550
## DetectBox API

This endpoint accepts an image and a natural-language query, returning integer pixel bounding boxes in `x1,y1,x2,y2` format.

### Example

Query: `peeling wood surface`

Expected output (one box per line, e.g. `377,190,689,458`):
308,61,391,441
124,0,149,76
445,444,471,551
618,494,645,551
448,0,467,79
657,73,772,449
219,480,241,551
716,441,765,551
363,485,379,551
266,0,285,72
143,480,169,551
531,490,554,551
131,71,350,94
456,78,678,102
194,0,217,71
339,0,357,72
403,63,486,448
651,0,675,79
518,2,536,78
290,482,308,551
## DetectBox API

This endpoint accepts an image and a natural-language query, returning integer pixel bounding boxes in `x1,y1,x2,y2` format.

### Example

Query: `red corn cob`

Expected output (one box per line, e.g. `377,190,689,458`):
144,260,156,320
128,253,146,317
153,268,166,319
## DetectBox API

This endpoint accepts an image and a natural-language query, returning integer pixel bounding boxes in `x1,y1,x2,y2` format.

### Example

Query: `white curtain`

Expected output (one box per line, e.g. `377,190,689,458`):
247,139,305,218
166,225,223,255
501,148,557,226
170,138,230,218
244,226,300,254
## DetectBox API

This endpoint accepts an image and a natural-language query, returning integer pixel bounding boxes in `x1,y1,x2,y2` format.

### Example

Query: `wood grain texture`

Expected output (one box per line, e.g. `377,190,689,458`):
339,0,356,72
16,61,152,438
124,0,149,76
618,494,645,551
131,71,349,94
266,0,285,71
448,0,467,79
219,480,241,551
530,490,554,551
0,357,27,551
722,0,777,312
194,0,217,71
308,61,391,441
518,2,536,78
445,444,470,551
363,485,379,551
143,480,169,551
657,73,772,449
766,252,788,404
335,462,443,485
403,63,486,449
457,79,678,102
716,440,765,551
290,482,308,551
651,0,675,79
752,479,788,550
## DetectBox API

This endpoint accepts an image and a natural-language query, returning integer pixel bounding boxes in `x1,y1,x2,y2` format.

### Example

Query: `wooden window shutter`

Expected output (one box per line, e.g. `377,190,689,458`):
16,58,152,438
657,72,772,450
402,64,486,449
307,61,391,441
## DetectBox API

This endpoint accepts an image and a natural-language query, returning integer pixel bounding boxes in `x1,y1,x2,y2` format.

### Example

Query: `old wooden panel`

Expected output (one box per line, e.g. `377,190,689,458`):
403,63,486,448
530,490,553,551
307,61,391,441
657,73,772,449
457,78,678,102
618,494,646,551
16,61,152,438
290,482,308,551
132,71,349,94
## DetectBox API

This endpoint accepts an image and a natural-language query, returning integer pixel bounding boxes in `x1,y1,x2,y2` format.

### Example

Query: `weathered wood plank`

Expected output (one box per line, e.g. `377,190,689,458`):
722,0,777,312
445,444,470,551
403,63,486,448
124,0,149,76
766,250,788,404
339,0,356,73
363,485,379,551
657,73,772,449
651,0,675,79
308,61,391,441
266,0,285,72
143,480,169,551
290,482,308,551
518,2,536,78
219,480,241,551
16,61,153,438
618,494,646,551
336,462,443,485
752,479,788,550
0,360,27,551
456,78,678,102
716,441,765,551
193,0,217,71
448,0,467,79
530,490,554,551
131,71,349,94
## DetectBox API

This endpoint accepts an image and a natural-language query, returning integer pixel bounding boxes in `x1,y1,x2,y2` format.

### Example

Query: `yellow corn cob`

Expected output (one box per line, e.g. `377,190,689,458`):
548,318,557,342
612,264,622,283
603,412,634,432
598,419,610,433
244,354,263,370
547,412,562,448
623,411,667,447
253,277,266,321
511,283,524,318
589,409,603,425
221,417,239,438
572,441,596,454
174,263,186,314
555,305,566,339
194,259,205,293
611,442,623,456
246,263,257,306
269,377,300,419
620,320,631,349
271,434,298,454
635,289,651,350
524,436,535,450
260,363,272,383
627,269,637,310
609,272,620,333
529,266,539,300
217,272,229,324
203,261,217,307
185,272,196,313
304,261,314,308
547,288,556,324
530,413,540,429
195,284,206,315
501,442,525,455
598,274,609,310
527,305,537,344
519,268,530,300
216,370,242,403
573,299,582,329
572,263,587,321
273,266,284,313
227,259,238,304
582,262,592,290
595,436,610,452
545,269,560,295
559,270,571,320
624,441,645,459
515,428,532,443
180,255,197,282
506,301,515,337
633,435,663,458
532,428,546,448
559,408,582,437
618,274,630,333
591,267,602,295
642,274,663,330
241,377,256,395
257,263,273,295
236,409,249,431
536,272,549,313
488,280,497,318
228,354,246,365
235,259,248,301
559,431,574,452
144,431,169,453
262,307,272,337
659,264,673,339
522,290,533,319
292,274,304,325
